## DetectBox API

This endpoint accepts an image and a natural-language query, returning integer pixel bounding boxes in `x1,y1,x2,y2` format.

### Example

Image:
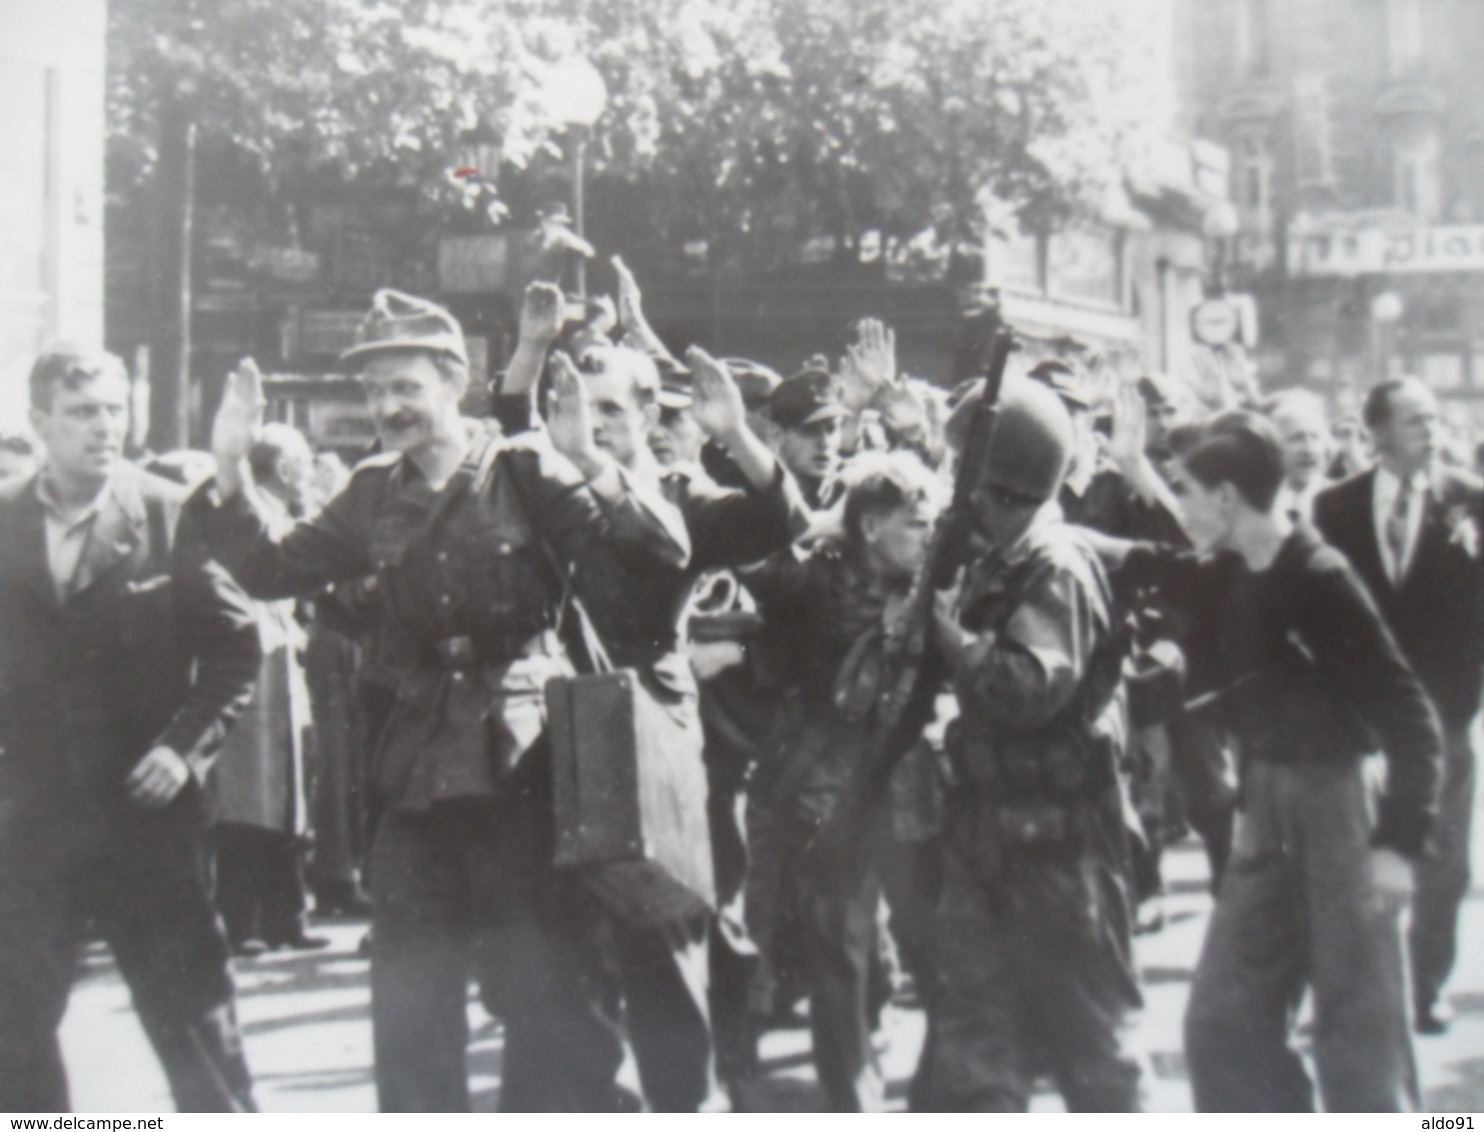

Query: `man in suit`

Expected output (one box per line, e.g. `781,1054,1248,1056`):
1314,377,1484,1035
1268,389,1335,524
0,346,262,1111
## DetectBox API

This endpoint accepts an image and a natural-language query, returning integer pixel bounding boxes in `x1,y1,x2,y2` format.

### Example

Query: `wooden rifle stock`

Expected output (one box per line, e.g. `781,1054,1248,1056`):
802,329,1016,889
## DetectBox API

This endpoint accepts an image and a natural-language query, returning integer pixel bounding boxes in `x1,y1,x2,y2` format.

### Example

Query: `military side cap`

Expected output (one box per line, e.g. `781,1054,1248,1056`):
769,367,847,429
339,289,468,370
1026,358,1092,410
722,358,783,412
657,361,694,410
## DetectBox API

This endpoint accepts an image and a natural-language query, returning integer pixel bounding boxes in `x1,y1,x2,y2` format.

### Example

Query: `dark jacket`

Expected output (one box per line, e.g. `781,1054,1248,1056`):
0,465,261,843
741,540,944,824
1314,466,1484,731
1119,527,1444,856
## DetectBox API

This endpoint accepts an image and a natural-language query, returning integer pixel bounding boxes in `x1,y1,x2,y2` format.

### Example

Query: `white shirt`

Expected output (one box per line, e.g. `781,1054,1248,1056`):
1278,480,1321,525
1373,466,1429,585
37,473,110,603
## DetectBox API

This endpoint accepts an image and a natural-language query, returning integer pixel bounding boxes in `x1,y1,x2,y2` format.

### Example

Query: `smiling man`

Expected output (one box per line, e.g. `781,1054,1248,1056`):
0,346,262,1112
1266,389,1334,523
199,289,691,1112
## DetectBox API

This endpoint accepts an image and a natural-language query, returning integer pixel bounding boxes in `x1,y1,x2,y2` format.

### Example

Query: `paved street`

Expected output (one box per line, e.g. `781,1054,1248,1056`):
58,832,1484,1113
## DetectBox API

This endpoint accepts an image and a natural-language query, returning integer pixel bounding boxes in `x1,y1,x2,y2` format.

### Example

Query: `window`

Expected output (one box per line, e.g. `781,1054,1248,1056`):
1387,0,1425,76
1047,225,1125,310
1236,0,1272,78
1235,130,1273,229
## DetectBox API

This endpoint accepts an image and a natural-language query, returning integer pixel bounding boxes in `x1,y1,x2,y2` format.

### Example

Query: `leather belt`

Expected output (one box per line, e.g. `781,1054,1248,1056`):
425,633,530,670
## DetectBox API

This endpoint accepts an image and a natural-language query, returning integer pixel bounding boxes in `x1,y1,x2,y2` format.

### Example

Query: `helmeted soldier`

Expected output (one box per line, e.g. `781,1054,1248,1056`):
925,376,1142,1112
199,289,691,1111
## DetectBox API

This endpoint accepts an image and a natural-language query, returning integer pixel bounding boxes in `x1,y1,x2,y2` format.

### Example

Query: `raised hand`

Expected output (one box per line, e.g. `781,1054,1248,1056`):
840,317,897,411
518,281,567,349
613,254,646,333
685,345,778,490
685,347,747,442
545,352,605,479
1106,382,1149,474
614,254,679,365
211,358,267,496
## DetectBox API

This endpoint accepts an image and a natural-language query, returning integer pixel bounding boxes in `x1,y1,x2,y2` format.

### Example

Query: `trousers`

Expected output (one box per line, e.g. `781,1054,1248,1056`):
1411,722,1479,1016
213,823,307,945
1184,757,1418,1112
0,813,255,1112
367,795,625,1112
609,913,722,1111
928,794,1142,1112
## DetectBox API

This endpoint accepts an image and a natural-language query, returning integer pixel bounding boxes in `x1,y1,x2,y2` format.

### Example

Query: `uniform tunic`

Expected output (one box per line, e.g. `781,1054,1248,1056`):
200,433,689,1112
929,508,1142,1113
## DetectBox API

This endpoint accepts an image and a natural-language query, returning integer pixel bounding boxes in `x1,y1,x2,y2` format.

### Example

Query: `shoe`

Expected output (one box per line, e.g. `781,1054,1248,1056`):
268,933,332,952
317,892,374,918
357,930,373,957
1416,1000,1455,1035
231,937,269,958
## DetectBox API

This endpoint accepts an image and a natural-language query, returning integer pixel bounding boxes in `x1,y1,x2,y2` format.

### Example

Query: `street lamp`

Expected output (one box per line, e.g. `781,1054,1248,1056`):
1202,201,1241,294
1371,289,1404,382
539,57,608,298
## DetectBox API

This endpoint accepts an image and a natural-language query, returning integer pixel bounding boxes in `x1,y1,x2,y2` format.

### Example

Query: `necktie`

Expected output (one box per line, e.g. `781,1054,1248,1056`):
1386,479,1414,584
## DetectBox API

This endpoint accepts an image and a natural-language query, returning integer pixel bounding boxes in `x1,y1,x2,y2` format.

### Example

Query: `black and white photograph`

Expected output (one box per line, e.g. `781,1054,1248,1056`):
1,0,1482,1114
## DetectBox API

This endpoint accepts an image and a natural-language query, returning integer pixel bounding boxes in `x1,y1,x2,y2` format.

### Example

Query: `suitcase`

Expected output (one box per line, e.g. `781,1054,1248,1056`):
547,668,716,926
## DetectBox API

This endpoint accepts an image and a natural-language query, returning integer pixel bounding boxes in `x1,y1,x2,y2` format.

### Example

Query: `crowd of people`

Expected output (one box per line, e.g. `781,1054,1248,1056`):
0,251,1480,1114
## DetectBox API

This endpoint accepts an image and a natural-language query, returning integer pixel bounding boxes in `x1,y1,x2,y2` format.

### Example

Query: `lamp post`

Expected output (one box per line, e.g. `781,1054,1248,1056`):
1202,201,1241,295
539,57,608,298
1371,289,1404,383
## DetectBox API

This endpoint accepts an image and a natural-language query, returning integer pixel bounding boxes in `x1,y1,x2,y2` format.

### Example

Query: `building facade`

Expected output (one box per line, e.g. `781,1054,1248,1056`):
0,0,107,425
1175,0,1484,430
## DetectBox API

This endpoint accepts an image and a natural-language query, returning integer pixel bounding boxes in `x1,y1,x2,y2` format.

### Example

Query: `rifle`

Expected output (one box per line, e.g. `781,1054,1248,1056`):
802,328,1016,890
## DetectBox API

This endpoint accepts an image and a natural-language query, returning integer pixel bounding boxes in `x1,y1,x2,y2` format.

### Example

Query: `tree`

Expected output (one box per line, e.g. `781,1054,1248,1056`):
110,0,1165,442
108,0,550,447
560,0,1163,273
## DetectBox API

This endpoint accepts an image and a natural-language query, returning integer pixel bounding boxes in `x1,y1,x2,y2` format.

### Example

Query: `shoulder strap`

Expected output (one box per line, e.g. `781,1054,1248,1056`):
501,440,615,676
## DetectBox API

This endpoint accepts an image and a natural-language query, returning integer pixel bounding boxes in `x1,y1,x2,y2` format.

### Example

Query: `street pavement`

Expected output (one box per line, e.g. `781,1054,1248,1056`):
57,831,1484,1113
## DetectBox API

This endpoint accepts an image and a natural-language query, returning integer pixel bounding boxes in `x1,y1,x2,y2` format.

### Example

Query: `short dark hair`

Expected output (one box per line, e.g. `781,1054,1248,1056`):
1180,410,1285,512
1362,380,1406,431
29,345,127,412
840,451,942,545
1362,377,1432,432
248,423,311,486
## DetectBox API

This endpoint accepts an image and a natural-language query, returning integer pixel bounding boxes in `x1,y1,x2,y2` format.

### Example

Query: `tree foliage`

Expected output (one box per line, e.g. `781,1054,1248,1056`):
571,0,1163,269
109,0,1163,262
